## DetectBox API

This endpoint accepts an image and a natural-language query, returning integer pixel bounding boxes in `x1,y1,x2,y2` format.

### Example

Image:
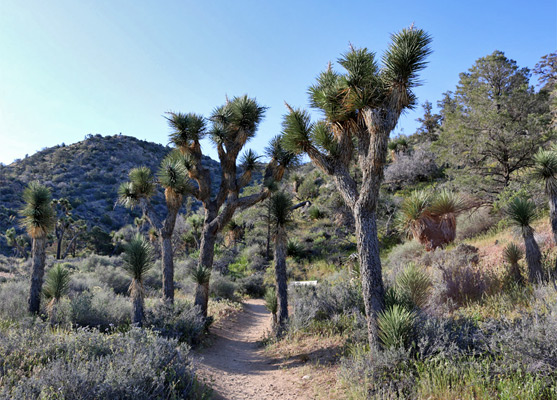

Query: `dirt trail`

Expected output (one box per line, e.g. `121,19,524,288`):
194,299,312,400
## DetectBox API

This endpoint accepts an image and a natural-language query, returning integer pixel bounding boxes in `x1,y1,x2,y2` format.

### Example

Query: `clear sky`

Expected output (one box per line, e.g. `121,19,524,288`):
1,0,555,165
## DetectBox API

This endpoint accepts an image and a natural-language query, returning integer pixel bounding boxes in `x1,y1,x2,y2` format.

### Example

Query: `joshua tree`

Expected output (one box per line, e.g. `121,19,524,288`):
21,182,55,314
399,189,466,251
166,95,298,317
531,149,557,244
506,197,543,283
43,264,71,323
4,227,29,259
282,27,432,348
269,191,293,335
122,233,154,326
503,242,525,286
118,152,192,303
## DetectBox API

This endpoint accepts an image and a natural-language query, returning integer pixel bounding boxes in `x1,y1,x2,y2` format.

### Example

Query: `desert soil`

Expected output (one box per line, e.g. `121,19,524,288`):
194,298,315,400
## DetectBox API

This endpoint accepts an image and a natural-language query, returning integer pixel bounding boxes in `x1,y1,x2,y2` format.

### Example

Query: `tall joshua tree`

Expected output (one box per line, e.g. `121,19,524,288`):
118,153,192,304
21,182,55,314
122,233,154,326
506,197,543,283
269,191,293,336
166,95,298,317
532,149,557,244
282,27,432,348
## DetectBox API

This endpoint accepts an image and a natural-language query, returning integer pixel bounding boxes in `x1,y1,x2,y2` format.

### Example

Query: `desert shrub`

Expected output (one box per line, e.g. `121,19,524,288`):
69,273,106,293
384,240,424,281
456,207,497,240
395,263,432,309
70,288,131,329
237,273,266,297
289,272,363,330
0,279,29,321
95,264,131,295
0,324,197,399
308,206,324,220
378,305,416,349
264,286,277,317
144,299,205,344
209,273,238,300
384,146,439,188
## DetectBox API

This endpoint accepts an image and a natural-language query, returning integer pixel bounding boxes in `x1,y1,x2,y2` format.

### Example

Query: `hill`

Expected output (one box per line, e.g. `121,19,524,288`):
0,134,222,254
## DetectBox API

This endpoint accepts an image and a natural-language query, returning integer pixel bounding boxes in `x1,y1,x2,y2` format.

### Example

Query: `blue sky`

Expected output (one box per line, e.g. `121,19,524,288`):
1,0,555,164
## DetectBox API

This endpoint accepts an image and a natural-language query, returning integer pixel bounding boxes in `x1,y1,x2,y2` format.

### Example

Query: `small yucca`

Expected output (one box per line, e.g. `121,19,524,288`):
264,286,278,324
395,263,432,309
378,304,416,349
189,265,211,285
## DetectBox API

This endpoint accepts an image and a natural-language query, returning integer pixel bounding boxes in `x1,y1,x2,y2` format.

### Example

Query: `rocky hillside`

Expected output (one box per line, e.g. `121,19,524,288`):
0,134,223,254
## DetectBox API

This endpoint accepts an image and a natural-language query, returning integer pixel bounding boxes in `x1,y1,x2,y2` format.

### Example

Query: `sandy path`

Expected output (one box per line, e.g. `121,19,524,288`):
194,299,312,400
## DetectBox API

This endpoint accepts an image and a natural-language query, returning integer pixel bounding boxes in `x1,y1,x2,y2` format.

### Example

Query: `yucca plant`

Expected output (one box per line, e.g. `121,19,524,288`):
506,197,543,283
399,189,465,251
264,286,278,326
378,304,416,349
43,264,71,322
270,191,293,336
395,263,432,309
20,181,55,314
503,242,525,286
189,265,211,318
282,26,432,349
531,149,557,245
122,234,154,326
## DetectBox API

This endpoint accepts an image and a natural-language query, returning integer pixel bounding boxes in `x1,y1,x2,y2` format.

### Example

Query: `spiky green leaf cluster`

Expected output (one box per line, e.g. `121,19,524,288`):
239,149,259,172
122,233,154,282
189,265,211,285
166,112,207,152
503,242,523,264
265,135,300,169
398,190,431,232
157,151,191,195
43,264,71,301
382,27,433,110
378,304,416,349
506,197,537,229
270,192,293,227
117,167,155,209
20,181,55,238
281,108,314,155
395,263,431,309
532,149,557,195
210,95,267,147
428,189,466,216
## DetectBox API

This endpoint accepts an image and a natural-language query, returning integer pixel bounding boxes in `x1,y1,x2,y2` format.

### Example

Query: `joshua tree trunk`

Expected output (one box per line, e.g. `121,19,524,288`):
523,229,543,283
28,236,47,314
132,291,144,327
549,194,557,245
194,281,210,318
354,206,384,349
195,221,217,317
160,201,180,303
161,235,174,302
56,234,62,259
274,225,288,335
